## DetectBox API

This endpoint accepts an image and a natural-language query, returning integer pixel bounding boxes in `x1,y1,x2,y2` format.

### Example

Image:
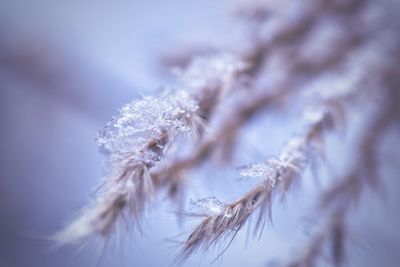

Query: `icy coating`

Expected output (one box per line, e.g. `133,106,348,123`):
238,137,307,186
238,107,330,185
239,162,270,178
189,197,225,216
96,90,199,163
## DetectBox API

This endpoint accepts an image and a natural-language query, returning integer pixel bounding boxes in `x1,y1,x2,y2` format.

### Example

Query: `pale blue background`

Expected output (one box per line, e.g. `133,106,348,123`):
1,1,399,266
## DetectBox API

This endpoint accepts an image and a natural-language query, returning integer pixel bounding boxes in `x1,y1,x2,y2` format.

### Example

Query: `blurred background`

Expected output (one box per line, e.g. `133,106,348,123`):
1,0,399,266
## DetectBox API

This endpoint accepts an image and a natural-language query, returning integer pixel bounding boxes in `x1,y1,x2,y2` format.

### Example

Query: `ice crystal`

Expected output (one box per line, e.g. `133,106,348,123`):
239,162,270,178
96,90,199,164
239,137,307,187
189,197,225,216
176,53,247,91
239,161,280,186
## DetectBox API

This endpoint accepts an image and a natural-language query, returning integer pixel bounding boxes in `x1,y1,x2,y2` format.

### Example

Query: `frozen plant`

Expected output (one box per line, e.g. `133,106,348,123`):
56,90,202,243
176,105,337,263
57,0,400,266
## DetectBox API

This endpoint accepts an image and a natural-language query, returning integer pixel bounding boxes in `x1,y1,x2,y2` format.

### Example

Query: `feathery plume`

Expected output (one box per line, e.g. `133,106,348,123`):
56,90,201,243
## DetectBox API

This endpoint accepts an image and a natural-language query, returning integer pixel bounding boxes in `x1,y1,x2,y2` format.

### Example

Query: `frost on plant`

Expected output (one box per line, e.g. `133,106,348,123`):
176,106,337,262
55,0,400,265
238,162,270,178
238,109,329,187
97,90,199,164
56,90,201,244
189,197,225,216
